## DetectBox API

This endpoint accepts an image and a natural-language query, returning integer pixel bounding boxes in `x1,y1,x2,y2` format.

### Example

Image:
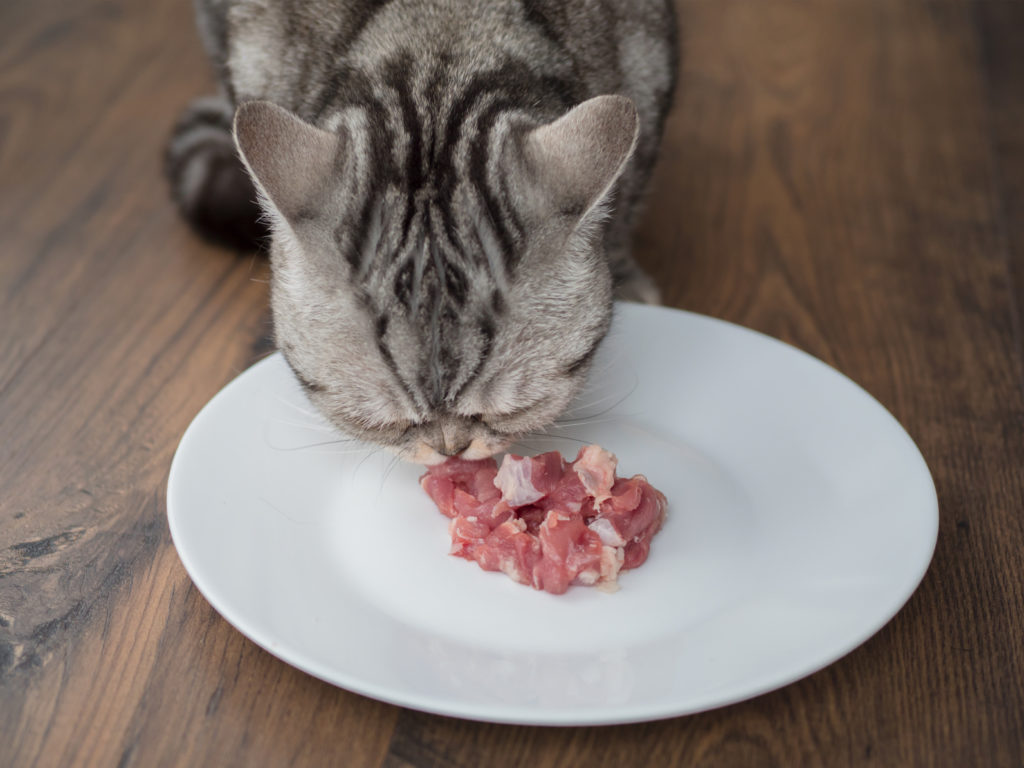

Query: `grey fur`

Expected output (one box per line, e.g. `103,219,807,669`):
173,0,678,462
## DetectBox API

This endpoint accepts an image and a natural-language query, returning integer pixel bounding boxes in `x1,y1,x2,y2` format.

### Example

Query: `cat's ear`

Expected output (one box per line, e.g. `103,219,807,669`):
233,100,344,223
521,95,639,220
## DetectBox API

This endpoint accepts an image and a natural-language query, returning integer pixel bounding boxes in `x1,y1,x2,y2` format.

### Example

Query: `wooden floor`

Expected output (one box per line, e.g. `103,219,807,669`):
2,0,1023,765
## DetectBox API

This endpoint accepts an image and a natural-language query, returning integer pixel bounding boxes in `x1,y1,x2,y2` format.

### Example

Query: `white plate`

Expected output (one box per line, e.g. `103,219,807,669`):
167,303,938,725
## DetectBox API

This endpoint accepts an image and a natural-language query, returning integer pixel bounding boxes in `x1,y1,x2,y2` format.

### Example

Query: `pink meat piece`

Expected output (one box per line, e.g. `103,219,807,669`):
533,511,606,594
420,444,667,594
596,476,669,569
421,474,457,517
420,457,497,518
448,514,492,553
515,505,547,534
426,456,496,481
477,519,543,585
538,461,591,516
494,451,565,506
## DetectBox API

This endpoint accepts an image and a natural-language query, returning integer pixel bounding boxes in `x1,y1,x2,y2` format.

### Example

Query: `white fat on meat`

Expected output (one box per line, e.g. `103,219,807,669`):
499,557,524,583
574,445,618,504
588,517,626,547
598,545,625,592
494,455,544,507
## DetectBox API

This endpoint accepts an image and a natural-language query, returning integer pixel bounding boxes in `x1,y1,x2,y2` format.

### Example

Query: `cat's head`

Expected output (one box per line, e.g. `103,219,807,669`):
234,96,638,463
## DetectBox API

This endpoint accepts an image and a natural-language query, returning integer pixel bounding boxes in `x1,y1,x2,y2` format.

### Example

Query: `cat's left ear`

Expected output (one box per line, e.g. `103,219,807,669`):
518,95,640,221
233,101,345,224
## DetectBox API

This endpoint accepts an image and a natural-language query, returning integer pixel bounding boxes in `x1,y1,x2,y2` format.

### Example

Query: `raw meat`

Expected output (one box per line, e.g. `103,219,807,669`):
420,446,667,594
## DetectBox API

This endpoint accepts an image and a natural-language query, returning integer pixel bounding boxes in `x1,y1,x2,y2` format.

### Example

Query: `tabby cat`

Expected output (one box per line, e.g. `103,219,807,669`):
166,0,678,463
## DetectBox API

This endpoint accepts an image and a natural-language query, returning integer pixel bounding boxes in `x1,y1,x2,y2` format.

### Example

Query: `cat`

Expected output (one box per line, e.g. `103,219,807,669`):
166,0,678,464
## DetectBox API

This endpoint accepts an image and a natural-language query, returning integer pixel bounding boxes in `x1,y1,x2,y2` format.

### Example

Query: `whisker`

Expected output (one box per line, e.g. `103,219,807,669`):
262,413,366,451
270,392,324,421
508,439,543,454
561,383,630,416
558,373,639,422
268,438,370,452
521,432,592,445
380,452,405,491
506,434,592,458
355,445,384,473
265,417,338,433
548,414,631,429
578,354,621,380
561,394,622,417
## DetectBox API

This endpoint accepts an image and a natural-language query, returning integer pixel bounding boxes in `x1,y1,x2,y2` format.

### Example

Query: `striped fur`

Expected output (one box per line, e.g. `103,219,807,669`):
172,0,678,462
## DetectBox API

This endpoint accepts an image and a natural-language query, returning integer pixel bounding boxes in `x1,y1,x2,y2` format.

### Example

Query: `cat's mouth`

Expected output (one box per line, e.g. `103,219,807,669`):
409,436,511,465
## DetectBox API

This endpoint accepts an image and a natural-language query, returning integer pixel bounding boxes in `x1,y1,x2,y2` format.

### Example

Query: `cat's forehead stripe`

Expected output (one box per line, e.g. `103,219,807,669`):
374,313,429,413
449,314,497,405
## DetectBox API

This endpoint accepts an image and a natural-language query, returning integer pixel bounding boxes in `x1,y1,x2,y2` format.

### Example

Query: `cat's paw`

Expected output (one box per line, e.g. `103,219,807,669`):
614,267,662,305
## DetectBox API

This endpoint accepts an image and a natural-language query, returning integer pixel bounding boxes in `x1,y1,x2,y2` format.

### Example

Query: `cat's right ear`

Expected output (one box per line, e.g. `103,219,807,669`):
233,101,344,224
519,95,640,222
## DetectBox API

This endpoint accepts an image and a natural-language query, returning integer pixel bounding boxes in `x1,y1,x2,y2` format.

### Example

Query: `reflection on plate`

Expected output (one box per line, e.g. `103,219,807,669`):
167,303,938,725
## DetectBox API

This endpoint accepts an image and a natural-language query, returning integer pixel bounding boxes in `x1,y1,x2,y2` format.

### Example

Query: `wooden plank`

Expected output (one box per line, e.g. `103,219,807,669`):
1,0,1022,765
10,548,398,767
0,0,397,762
974,0,1024,382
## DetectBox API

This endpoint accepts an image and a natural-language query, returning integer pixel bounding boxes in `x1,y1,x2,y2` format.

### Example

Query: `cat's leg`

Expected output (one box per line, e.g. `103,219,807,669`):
164,95,267,250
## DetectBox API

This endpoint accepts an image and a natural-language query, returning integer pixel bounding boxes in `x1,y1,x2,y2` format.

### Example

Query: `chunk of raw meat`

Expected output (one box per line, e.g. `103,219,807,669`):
493,451,564,506
573,444,618,504
419,457,498,518
420,445,668,595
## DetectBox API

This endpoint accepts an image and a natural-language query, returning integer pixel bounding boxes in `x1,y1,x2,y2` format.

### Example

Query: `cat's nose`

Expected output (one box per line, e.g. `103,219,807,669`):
439,439,472,457
435,421,473,457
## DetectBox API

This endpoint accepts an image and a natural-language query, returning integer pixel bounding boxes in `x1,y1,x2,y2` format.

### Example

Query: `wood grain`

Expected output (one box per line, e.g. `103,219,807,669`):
975,0,1024,374
1,0,1022,766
